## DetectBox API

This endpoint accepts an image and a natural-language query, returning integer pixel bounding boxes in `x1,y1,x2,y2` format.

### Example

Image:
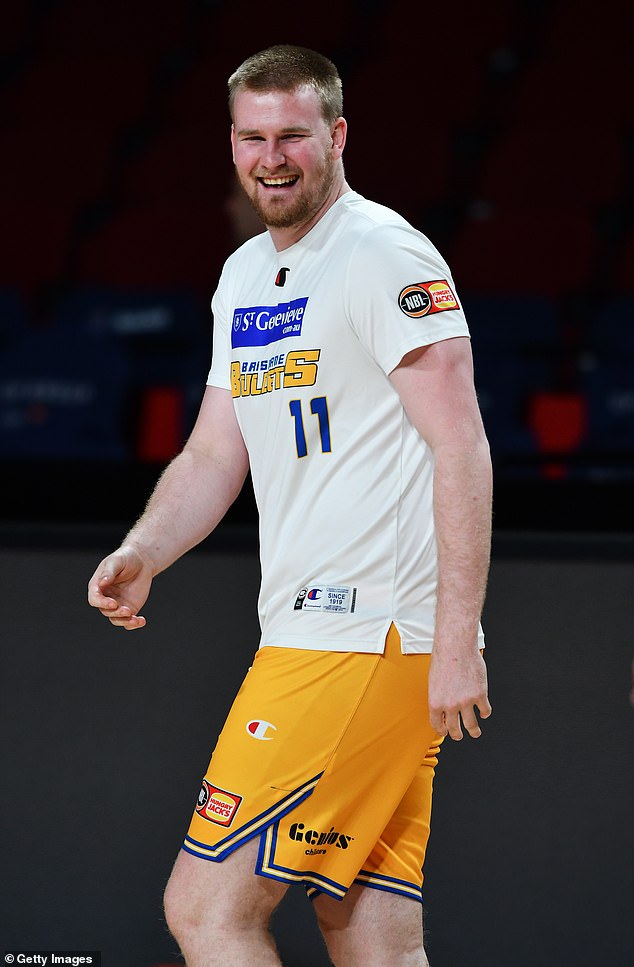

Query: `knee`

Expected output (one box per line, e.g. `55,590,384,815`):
163,853,279,945
163,860,227,943
163,870,199,942
164,870,235,942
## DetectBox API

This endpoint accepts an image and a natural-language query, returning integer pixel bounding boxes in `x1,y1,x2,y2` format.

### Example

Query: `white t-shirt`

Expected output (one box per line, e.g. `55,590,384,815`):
208,191,485,654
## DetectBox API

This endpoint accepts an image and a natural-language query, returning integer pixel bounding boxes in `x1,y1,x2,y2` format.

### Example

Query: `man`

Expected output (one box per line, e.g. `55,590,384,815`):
88,45,492,967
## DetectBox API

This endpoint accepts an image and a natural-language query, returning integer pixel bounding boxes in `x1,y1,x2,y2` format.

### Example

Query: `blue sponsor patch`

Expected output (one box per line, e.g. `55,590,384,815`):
232,297,308,348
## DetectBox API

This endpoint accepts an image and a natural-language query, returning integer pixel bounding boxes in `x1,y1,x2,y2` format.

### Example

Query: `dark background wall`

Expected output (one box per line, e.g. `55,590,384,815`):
2,532,633,966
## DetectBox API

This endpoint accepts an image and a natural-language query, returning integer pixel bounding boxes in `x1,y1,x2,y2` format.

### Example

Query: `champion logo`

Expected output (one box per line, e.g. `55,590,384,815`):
275,266,290,287
246,719,277,740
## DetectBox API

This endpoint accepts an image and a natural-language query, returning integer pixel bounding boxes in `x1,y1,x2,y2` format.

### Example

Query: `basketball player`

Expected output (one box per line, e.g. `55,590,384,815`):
88,45,492,967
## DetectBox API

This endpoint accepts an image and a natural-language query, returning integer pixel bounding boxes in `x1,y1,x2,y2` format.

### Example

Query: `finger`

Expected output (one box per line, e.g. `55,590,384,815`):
101,603,144,622
88,583,118,610
88,559,125,607
444,710,464,742
429,708,448,736
108,613,146,630
460,706,482,739
477,697,493,719
96,553,128,591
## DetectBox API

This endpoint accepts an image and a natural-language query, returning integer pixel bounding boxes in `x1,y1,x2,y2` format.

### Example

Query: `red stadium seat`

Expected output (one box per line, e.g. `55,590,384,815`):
544,0,633,63
163,4,354,131
449,207,595,298
0,202,77,294
163,59,233,127
345,0,517,126
5,54,158,131
512,53,632,127
136,386,186,462
474,125,625,211
528,391,589,479
76,201,233,296
197,0,354,63
0,1,27,55
342,67,455,215
1,120,113,207
120,123,233,205
39,0,188,56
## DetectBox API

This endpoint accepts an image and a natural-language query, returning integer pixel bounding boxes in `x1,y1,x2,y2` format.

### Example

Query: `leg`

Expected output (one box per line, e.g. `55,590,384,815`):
314,884,430,967
164,838,288,966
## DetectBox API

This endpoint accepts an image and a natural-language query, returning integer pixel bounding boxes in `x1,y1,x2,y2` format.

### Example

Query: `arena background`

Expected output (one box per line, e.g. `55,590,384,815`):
1,1,633,965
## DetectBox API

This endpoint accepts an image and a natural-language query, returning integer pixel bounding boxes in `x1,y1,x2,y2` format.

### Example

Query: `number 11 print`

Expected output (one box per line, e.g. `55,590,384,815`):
289,397,331,458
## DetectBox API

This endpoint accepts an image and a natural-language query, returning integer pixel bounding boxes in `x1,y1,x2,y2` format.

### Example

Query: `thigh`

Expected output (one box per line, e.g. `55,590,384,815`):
165,837,287,926
314,883,427,967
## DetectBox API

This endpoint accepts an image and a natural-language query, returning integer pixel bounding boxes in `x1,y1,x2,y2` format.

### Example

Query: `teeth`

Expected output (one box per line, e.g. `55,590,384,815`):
262,176,296,185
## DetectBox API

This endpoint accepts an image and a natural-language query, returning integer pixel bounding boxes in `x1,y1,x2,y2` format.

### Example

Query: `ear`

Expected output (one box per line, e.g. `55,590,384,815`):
230,123,236,164
331,117,347,159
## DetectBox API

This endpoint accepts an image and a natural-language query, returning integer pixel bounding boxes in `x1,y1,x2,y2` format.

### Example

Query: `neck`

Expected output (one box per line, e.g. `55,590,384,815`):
268,177,351,252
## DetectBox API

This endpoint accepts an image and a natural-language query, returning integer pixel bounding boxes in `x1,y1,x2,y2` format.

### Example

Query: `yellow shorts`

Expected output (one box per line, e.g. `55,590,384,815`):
183,625,443,903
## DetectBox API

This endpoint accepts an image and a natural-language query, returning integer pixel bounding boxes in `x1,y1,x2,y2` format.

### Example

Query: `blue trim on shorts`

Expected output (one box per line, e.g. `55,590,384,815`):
255,819,350,901
183,772,322,862
354,868,423,903
304,870,423,904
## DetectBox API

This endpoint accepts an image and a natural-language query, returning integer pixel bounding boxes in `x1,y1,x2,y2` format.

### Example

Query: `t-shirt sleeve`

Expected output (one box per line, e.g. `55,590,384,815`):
207,274,231,390
344,221,470,374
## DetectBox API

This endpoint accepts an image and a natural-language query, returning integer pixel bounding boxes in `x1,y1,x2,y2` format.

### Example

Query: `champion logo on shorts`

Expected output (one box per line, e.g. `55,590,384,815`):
196,780,243,827
398,280,459,318
246,719,277,740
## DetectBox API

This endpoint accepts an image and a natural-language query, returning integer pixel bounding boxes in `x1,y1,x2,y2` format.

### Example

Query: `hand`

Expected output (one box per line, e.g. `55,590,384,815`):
87,545,153,630
428,649,492,740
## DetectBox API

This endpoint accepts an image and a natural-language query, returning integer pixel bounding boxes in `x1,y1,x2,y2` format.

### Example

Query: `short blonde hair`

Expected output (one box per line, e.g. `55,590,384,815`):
228,45,343,124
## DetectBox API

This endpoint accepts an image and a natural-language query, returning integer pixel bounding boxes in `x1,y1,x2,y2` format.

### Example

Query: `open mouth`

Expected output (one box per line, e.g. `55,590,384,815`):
259,175,299,189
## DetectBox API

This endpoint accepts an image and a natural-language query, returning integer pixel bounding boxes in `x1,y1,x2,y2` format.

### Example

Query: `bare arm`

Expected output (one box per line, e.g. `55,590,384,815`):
390,336,493,740
87,385,249,630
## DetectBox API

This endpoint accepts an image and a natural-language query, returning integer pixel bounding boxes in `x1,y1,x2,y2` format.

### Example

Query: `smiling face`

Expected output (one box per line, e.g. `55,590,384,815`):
231,85,347,248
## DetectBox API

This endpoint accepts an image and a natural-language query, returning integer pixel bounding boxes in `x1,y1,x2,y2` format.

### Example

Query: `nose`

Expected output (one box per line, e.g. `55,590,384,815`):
261,138,287,170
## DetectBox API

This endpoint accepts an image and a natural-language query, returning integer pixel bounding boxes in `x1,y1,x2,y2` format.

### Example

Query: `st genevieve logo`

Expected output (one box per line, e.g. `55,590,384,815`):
231,297,308,348
398,279,459,318
196,780,242,827
288,821,354,856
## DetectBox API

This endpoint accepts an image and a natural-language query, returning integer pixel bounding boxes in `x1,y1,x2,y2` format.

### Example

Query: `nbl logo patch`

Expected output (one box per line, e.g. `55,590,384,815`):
398,280,459,318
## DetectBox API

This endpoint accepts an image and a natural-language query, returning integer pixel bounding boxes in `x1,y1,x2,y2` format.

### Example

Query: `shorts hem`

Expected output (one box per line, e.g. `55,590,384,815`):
305,870,422,904
255,819,349,900
354,869,423,903
182,772,322,862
